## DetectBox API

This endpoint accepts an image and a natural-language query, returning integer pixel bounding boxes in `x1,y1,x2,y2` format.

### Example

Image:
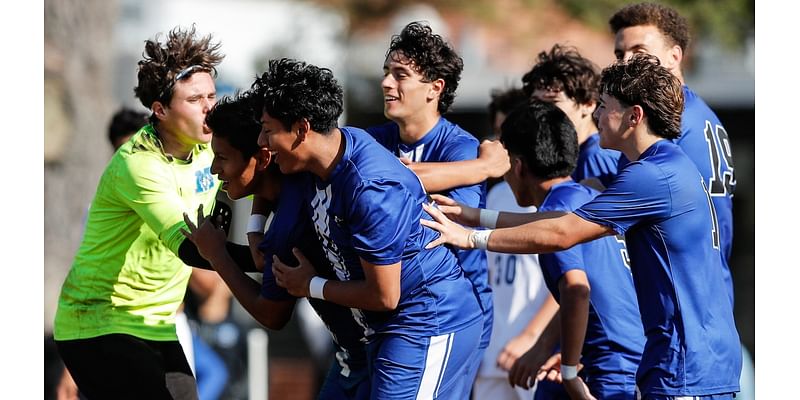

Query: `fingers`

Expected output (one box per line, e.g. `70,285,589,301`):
422,203,447,224
292,248,309,265
429,194,456,206
183,212,196,231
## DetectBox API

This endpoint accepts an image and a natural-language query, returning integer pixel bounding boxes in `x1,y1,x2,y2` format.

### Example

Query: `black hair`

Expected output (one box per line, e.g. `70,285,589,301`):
521,44,599,105
254,58,343,133
488,87,528,128
206,90,262,160
107,108,148,148
500,101,578,179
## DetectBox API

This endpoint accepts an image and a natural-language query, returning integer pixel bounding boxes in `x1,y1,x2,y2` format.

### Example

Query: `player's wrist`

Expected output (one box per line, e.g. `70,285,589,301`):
246,214,268,234
308,276,328,300
479,209,499,228
468,229,493,250
560,364,578,381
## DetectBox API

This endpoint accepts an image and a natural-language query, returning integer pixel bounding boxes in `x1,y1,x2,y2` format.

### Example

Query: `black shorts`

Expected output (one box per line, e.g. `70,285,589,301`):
56,333,198,400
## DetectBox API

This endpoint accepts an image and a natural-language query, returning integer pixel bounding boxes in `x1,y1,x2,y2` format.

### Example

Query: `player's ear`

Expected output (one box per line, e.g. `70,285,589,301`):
428,78,445,102
293,119,311,142
630,105,645,127
151,101,168,121
665,44,683,70
254,147,272,171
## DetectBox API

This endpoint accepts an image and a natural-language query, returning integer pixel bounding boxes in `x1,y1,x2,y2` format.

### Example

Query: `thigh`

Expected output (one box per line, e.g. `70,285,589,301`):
56,334,197,400
317,361,370,400
369,322,482,400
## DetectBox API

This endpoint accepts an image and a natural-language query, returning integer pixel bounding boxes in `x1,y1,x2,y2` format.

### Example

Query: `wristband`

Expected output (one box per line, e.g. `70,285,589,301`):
246,214,268,234
560,364,578,381
309,276,328,300
469,229,493,250
479,209,500,228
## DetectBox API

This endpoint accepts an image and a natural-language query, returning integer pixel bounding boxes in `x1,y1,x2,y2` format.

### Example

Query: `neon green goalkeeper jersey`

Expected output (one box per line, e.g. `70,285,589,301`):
54,124,218,341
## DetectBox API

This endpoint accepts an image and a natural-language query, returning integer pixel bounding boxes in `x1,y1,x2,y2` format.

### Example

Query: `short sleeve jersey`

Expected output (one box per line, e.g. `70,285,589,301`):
258,173,369,376
367,118,492,346
572,132,624,188
54,125,218,341
537,180,644,381
573,140,741,396
676,86,736,303
305,126,482,337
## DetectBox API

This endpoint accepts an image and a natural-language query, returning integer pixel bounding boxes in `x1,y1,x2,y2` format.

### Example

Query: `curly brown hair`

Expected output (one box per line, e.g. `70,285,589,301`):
386,21,463,114
609,2,690,52
521,44,599,106
133,25,224,109
599,54,684,139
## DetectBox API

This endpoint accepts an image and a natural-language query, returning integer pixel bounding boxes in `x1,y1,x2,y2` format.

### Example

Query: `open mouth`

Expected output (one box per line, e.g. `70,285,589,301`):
384,95,399,102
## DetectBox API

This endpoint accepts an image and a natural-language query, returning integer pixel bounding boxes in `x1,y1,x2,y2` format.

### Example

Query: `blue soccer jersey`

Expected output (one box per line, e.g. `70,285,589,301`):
537,180,643,396
367,118,492,348
305,126,482,336
258,174,370,390
573,140,741,396
572,132,624,189
676,86,736,304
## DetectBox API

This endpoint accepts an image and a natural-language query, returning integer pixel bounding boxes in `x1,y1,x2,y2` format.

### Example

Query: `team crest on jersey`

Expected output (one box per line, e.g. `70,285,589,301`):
195,167,215,193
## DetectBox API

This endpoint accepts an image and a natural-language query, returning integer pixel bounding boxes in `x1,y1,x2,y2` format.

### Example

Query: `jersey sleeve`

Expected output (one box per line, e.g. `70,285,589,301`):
573,161,671,235
347,179,416,265
115,155,212,257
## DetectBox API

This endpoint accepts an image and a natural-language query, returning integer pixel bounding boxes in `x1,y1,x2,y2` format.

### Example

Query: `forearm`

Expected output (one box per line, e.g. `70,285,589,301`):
210,251,295,329
559,277,590,366
408,160,489,193
179,239,258,272
246,232,266,272
319,279,398,311
521,293,560,340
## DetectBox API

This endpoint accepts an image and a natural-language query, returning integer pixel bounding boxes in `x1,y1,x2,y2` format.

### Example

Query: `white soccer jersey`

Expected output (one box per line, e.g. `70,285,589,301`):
477,181,550,379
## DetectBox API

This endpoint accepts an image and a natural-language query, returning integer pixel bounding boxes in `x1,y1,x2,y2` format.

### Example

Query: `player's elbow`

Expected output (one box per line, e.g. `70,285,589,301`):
562,280,590,302
374,288,400,311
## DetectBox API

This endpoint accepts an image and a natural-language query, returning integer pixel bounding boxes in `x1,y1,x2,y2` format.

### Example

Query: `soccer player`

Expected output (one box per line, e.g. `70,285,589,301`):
609,3,737,304
522,44,623,190
108,107,148,151
473,87,558,400
255,58,483,399
52,26,256,399
365,21,492,388
421,54,742,399
180,90,371,399
499,100,644,399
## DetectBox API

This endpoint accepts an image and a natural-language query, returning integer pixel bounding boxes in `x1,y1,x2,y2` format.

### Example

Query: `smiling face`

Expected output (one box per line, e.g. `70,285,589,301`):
381,51,440,122
614,25,681,74
210,135,258,200
258,111,304,175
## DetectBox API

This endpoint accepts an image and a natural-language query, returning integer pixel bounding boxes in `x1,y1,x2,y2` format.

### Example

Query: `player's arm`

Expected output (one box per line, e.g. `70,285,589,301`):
246,196,276,272
273,251,401,311
181,206,296,329
557,270,592,397
497,292,559,371
403,139,510,192
508,308,561,389
423,203,615,255
425,193,562,229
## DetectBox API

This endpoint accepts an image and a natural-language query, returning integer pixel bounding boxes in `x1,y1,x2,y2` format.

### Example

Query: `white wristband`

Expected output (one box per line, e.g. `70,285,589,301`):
560,364,578,381
246,214,268,234
469,229,493,250
308,276,328,300
479,209,500,228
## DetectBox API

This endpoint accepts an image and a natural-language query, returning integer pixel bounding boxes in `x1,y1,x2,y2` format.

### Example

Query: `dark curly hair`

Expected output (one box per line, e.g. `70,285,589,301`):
500,101,578,179
521,44,599,106
134,25,224,109
107,108,147,148
386,21,463,114
609,3,690,52
206,90,262,160
599,54,684,139
254,58,343,134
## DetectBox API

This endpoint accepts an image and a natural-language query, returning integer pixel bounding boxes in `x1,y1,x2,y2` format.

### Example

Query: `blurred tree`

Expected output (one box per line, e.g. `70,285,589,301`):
312,0,753,50
44,0,118,332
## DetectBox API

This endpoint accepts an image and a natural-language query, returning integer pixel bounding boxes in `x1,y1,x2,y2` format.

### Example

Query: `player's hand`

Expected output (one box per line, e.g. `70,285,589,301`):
478,140,510,178
181,204,227,265
272,248,316,297
421,203,473,250
508,340,553,389
563,376,597,400
427,194,481,227
497,332,538,372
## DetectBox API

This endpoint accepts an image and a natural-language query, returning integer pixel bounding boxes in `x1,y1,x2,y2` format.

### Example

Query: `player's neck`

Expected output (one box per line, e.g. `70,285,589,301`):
622,127,663,161
396,112,440,145
533,176,571,207
576,120,598,145
155,125,194,160
307,128,344,181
